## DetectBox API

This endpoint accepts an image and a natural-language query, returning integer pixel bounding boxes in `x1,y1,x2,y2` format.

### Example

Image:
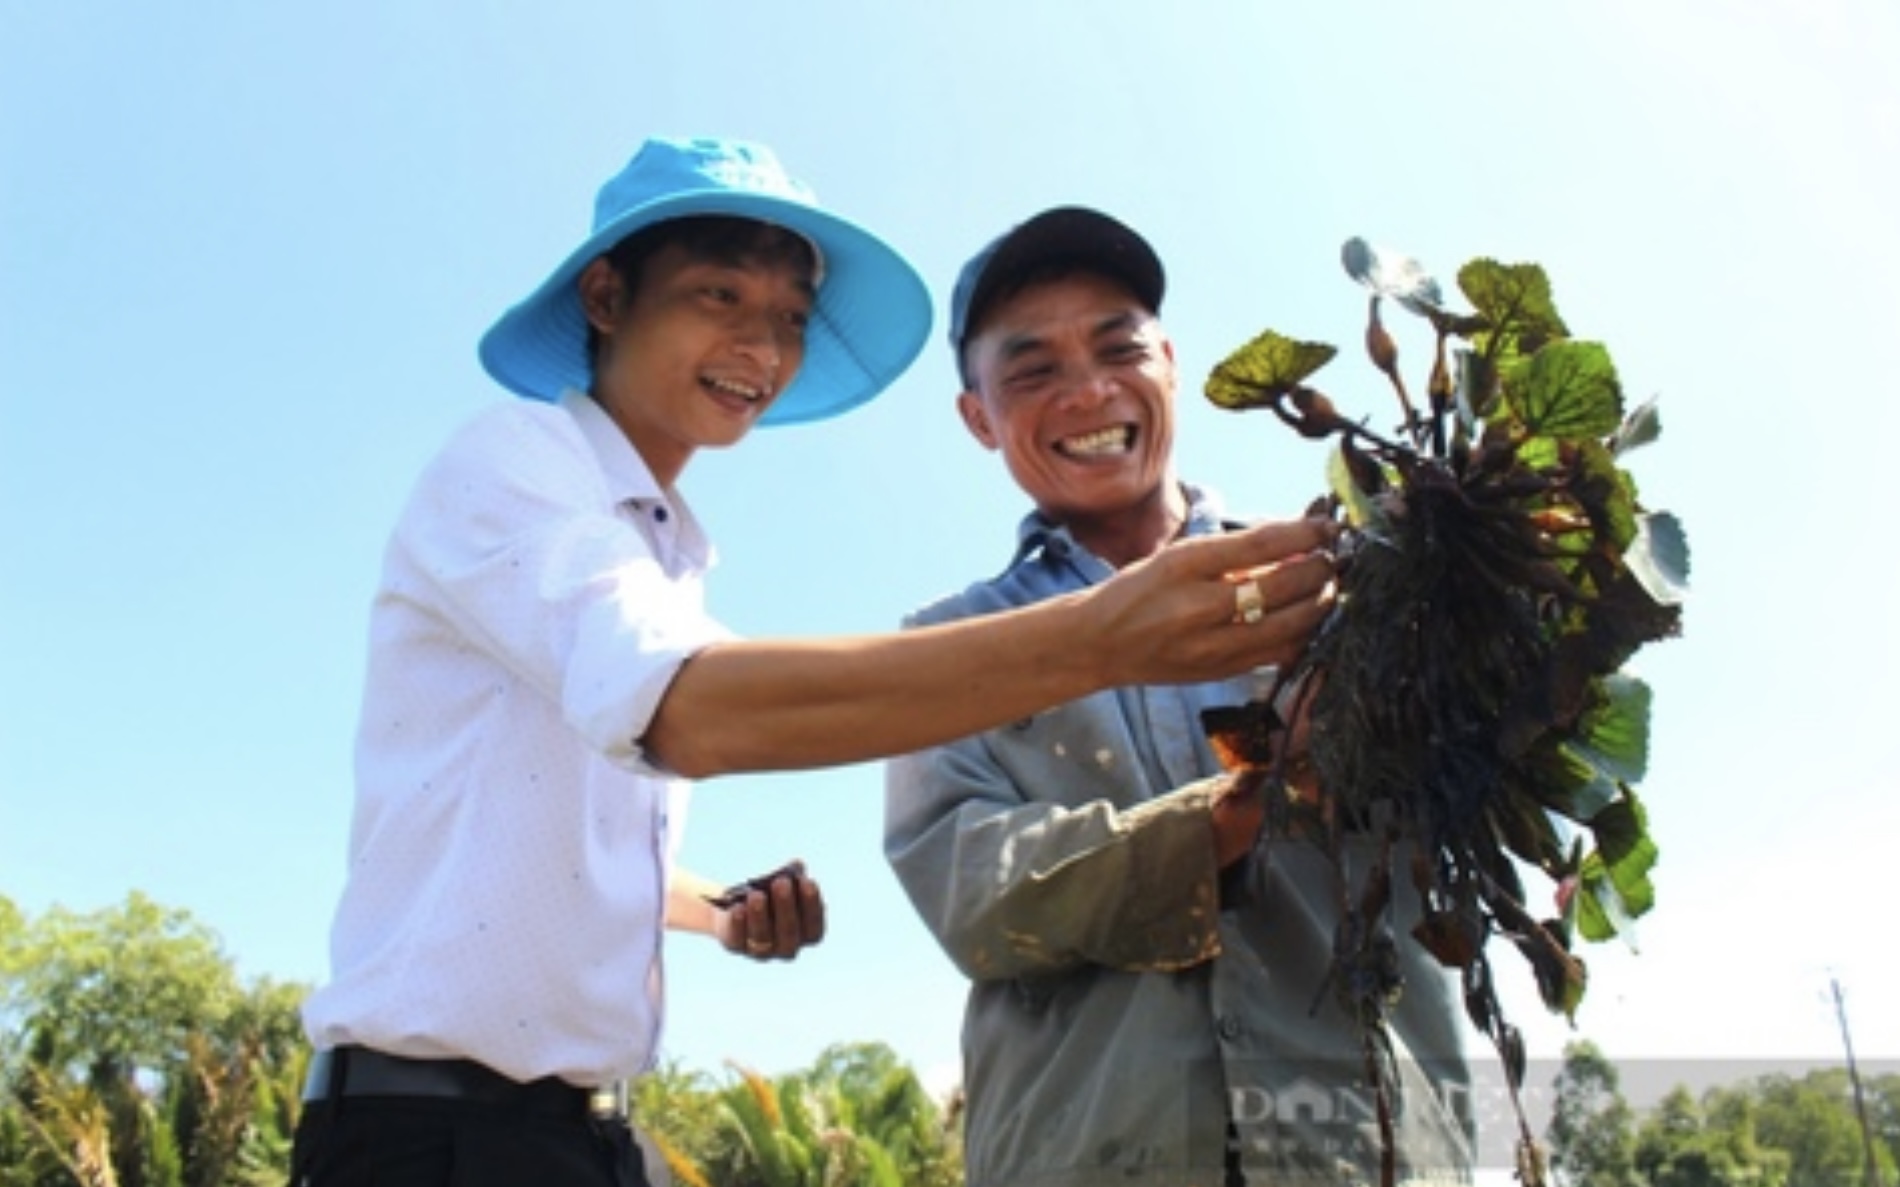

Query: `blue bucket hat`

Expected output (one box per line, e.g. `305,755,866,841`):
478,136,932,427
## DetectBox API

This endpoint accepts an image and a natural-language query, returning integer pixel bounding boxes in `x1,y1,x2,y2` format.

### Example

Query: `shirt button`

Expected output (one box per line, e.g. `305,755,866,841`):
653,506,669,523
1217,1015,1244,1043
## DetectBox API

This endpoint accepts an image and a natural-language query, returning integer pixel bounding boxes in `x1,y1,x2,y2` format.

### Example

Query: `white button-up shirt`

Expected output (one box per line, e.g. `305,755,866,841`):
302,390,729,1086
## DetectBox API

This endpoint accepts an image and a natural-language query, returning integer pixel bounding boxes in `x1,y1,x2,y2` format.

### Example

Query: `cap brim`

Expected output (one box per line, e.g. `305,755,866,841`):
478,190,931,427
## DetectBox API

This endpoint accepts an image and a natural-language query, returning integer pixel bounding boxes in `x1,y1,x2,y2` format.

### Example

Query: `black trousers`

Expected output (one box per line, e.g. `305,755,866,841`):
288,1096,653,1186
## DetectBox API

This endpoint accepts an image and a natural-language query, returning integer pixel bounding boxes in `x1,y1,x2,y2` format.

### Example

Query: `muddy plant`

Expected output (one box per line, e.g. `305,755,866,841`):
1200,239,1690,1185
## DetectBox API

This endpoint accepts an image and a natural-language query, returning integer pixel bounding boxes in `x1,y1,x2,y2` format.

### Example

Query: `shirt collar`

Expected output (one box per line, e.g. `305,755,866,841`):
559,389,717,571
1012,481,1228,566
560,388,665,506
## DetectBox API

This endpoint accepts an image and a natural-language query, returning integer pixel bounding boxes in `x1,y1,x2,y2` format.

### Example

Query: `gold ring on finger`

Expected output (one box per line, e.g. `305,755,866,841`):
1233,578,1266,625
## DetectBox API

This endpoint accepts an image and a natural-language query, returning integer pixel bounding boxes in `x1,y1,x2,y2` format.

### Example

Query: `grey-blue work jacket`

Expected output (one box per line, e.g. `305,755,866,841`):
884,485,1476,1187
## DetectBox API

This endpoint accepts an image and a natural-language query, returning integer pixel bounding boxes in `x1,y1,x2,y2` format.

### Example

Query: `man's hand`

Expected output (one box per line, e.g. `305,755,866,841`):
1088,516,1338,689
1211,769,1269,868
707,860,827,961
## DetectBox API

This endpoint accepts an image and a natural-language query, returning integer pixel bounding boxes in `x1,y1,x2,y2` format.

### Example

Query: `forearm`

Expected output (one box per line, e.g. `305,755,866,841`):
664,869,723,933
644,519,1337,778
893,775,1233,979
1005,785,1230,975
644,594,1104,778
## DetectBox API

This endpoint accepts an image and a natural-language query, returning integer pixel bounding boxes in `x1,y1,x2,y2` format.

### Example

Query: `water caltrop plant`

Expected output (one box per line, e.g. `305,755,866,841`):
1200,239,1690,1185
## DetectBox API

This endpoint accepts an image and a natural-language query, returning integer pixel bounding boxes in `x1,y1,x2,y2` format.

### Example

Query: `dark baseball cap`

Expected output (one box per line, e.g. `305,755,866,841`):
947,206,1165,382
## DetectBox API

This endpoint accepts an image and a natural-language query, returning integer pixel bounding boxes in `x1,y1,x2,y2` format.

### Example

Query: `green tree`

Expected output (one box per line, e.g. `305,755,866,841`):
634,1060,735,1186
1866,1072,1900,1181
0,893,308,1187
638,1041,960,1187
9,1061,123,1186
1547,1040,1639,1187
805,1041,959,1186
2,892,966,1187
0,893,237,1085
1747,1070,1892,1187
1633,1085,1787,1187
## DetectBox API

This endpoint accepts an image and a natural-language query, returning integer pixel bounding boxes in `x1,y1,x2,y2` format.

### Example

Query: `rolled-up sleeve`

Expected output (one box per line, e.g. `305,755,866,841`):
382,404,730,774
885,689,1227,981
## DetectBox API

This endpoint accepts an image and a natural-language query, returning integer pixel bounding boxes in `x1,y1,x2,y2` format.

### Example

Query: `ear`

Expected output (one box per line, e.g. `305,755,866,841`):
577,257,626,333
956,390,1000,450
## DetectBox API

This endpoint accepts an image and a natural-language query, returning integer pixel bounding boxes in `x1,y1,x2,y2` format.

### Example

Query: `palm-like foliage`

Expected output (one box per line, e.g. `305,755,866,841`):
4,895,960,1187
11,1063,121,1187
637,1042,960,1187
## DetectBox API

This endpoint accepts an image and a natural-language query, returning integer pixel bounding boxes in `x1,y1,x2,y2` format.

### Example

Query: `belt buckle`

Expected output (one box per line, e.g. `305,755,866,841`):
589,1080,630,1121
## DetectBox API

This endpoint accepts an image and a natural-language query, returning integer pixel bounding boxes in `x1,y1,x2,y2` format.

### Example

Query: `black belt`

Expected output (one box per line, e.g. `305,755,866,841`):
303,1046,628,1121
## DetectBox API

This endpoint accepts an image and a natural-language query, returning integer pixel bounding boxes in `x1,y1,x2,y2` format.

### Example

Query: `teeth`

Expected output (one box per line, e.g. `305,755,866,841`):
707,377,766,402
1061,426,1132,456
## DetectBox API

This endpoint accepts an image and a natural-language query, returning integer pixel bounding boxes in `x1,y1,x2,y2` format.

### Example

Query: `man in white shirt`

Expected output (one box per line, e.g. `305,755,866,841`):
290,135,1339,1187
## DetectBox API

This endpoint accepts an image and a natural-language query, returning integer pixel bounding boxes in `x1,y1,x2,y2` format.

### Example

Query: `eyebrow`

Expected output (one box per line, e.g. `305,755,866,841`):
992,309,1149,367
701,259,818,303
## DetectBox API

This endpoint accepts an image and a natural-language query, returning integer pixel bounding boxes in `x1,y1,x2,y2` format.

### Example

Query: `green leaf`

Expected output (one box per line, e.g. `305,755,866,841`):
1514,741,1603,824
1626,511,1692,606
1571,438,1639,555
1586,789,1650,869
1458,258,1571,348
1515,435,1561,475
1567,674,1652,788
1574,866,1639,949
1509,341,1624,441
1544,741,1619,823
1575,793,1658,944
1489,792,1568,874
1205,330,1337,410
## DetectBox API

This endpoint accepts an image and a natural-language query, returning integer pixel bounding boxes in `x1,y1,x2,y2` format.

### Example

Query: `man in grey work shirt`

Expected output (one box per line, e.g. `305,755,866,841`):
883,207,1476,1186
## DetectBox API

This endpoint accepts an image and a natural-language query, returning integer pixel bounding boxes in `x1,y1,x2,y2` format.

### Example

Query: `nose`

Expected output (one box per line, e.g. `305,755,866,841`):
1054,360,1116,410
728,309,783,372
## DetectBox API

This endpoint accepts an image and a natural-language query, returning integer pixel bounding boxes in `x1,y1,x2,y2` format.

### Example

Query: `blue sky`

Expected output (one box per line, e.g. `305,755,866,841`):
5,0,1898,1114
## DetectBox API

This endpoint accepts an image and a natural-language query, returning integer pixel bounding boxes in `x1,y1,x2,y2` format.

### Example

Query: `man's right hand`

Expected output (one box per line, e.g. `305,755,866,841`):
1086,516,1338,689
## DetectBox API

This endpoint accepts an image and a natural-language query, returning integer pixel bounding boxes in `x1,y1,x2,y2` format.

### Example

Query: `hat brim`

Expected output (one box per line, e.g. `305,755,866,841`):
478,190,931,427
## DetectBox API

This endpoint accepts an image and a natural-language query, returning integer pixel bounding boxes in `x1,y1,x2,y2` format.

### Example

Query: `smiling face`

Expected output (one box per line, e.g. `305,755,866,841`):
580,227,816,485
957,270,1185,566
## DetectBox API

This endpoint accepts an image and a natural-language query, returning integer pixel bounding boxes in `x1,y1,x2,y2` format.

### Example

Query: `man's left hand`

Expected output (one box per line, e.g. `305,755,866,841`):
709,860,827,961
